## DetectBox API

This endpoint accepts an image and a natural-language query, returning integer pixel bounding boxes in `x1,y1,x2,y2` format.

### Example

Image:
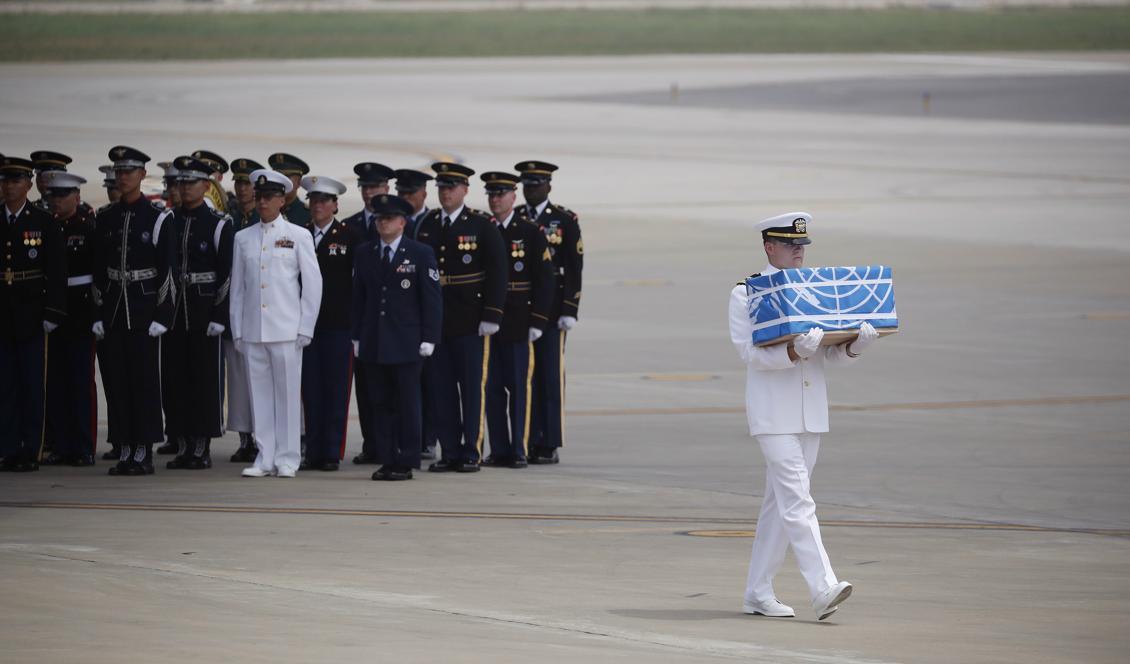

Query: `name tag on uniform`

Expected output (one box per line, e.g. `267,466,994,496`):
275,238,295,249
67,236,86,248
328,243,347,256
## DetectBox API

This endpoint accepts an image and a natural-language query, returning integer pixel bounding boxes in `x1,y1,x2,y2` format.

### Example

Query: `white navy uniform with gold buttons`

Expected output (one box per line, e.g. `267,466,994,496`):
230,196,322,475
727,211,862,614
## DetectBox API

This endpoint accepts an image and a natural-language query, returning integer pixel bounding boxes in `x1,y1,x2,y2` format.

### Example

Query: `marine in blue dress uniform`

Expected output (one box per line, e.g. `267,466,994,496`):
0,156,68,473
351,194,442,481
479,172,555,469
42,171,99,467
161,156,235,471
92,146,177,476
299,174,361,472
413,162,507,473
516,161,584,464
268,152,311,226
341,161,394,465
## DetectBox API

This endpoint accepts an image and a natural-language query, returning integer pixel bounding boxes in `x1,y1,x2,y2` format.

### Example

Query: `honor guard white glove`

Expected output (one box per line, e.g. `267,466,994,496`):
206,322,225,337
92,321,105,340
233,338,245,355
419,342,435,358
848,322,879,355
296,334,313,350
478,322,500,337
792,327,824,359
148,322,168,338
352,340,360,357
528,327,543,343
43,321,58,334
557,316,577,331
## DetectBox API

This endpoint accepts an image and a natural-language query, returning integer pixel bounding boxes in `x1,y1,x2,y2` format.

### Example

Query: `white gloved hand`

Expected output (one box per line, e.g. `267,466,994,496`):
848,322,878,355
478,322,500,337
148,321,168,338
296,334,312,350
43,320,58,334
792,327,824,359
419,342,435,357
557,316,577,331
528,327,543,343
206,322,225,337
233,338,245,355
352,340,360,357
92,321,105,340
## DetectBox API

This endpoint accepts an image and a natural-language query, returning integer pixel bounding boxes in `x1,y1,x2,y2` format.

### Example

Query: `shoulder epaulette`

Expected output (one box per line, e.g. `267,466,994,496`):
736,273,760,286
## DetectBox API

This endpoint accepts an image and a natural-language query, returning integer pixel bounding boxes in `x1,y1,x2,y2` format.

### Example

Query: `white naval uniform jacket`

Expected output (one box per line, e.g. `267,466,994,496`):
728,264,857,436
230,216,323,343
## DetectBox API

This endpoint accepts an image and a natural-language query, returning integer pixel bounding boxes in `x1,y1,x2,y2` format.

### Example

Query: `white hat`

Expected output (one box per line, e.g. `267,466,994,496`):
42,171,87,189
754,211,812,245
249,168,294,194
300,174,347,198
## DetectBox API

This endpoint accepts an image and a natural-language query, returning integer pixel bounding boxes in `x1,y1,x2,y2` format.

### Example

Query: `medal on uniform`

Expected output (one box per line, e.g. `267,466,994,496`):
401,278,411,289
515,261,524,272
462,254,472,264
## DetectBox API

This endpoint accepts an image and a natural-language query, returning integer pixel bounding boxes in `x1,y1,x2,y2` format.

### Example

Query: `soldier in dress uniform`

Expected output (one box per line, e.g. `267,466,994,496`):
298,174,360,472
479,172,554,469
191,149,238,213
91,146,176,476
413,162,507,473
230,169,322,478
157,161,181,211
395,168,433,241
394,167,437,459
351,194,441,481
42,171,99,467
729,212,880,621
225,157,263,462
341,162,394,465
98,165,121,208
160,156,234,471
515,160,583,464
0,157,67,473
267,153,311,226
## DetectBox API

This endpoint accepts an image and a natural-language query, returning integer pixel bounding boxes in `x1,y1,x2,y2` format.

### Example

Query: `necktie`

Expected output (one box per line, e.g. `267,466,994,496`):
314,230,323,247
382,245,392,267
444,216,453,227
7,212,15,226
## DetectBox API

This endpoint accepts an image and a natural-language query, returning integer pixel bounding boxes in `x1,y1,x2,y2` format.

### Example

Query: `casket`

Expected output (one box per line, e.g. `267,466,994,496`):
745,265,899,347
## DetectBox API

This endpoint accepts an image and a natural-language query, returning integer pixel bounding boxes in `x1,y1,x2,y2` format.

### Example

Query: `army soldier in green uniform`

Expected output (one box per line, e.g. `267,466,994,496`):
268,153,311,226
515,161,583,464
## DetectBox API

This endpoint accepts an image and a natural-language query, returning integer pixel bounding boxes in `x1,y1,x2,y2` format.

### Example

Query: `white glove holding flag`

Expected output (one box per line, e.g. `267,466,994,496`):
419,342,435,357
352,340,360,357
296,334,312,350
206,322,225,337
557,316,577,331
43,321,58,334
148,322,168,338
528,327,543,343
478,322,500,337
848,322,879,355
92,321,105,340
792,327,824,359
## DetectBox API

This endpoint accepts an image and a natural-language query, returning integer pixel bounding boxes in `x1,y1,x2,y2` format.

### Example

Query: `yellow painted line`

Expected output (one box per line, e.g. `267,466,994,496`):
1083,311,1130,321
1,502,1126,538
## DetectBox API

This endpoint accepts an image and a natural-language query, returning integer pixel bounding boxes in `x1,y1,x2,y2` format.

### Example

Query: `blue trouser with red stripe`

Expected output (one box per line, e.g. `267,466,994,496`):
301,327,353,464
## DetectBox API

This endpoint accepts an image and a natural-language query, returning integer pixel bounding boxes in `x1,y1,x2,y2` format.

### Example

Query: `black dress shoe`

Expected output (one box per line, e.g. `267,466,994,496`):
0,458,18,472
299,459,314,471
186,454,212,470
156,441,179,455
427,459,460,473
166,455,191,470
69,454,95,467
420,447,436,461
508,457,529,469
40,451,66,466
456,461,480,473
108,460,130,476
386,467,413,481
372,465,392,481
353,452,379,465
230,446,256,463
13,460,40,473
318,461,339,472
529,449,560,465
102,448,120,461
481,455,510,467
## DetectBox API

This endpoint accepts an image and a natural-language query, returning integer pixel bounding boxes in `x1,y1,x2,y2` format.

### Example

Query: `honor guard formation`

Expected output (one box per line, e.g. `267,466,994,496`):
0,148,583,480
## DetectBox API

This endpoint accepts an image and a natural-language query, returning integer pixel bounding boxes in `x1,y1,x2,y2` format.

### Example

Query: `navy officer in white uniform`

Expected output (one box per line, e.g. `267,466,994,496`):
728,212,880,620
230,169,322,478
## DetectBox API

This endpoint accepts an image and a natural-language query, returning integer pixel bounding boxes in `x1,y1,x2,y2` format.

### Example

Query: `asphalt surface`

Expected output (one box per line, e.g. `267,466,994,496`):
1,53,1128,663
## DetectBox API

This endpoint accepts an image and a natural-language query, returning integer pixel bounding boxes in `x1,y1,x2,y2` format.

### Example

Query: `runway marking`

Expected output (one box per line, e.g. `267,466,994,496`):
568,394,1130,417
1,502,1126,538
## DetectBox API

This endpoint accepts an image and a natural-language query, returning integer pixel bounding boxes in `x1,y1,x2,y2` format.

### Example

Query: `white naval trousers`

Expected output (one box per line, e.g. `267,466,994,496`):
746,433,838,603
245,341,302,474
223,338,254,433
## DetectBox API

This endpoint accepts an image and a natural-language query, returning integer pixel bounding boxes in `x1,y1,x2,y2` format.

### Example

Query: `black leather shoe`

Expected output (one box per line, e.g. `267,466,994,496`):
40,451,66,466
386,467,413,481
13,460,40,472
529,449,560,465
353,452,379,465
102,448,120,461
108,460,130,476
427,459,460,473
166,455,191,470
318,461,339,472
0,458,18,472
156,441,179,455
420,447,436,461
230,446,256,463
456,461,480,473
69,454,95,467
481,455,510,467
186,454,212,470
299,459,314,471
372,465,392,481
508,457,529,469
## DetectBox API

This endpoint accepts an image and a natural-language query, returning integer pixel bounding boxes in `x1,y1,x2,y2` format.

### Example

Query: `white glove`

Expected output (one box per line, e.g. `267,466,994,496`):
43,321,58,334
233,338,245,355
848,322,878,355
478,322,500,337
528,327,543,343
352,340,360,357
296,334,313,350
557,316,577,331
92,321,105,340
206,322,225,337
419,342,435,357
792,327,824,359
148,321,168,338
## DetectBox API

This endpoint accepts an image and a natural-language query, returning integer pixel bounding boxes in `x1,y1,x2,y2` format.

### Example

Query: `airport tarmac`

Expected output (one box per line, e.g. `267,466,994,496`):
1,53,1128,662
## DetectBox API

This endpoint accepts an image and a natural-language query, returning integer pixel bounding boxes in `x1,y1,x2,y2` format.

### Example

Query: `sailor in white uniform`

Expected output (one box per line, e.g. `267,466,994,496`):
230,169,322,478
727,212,880,620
